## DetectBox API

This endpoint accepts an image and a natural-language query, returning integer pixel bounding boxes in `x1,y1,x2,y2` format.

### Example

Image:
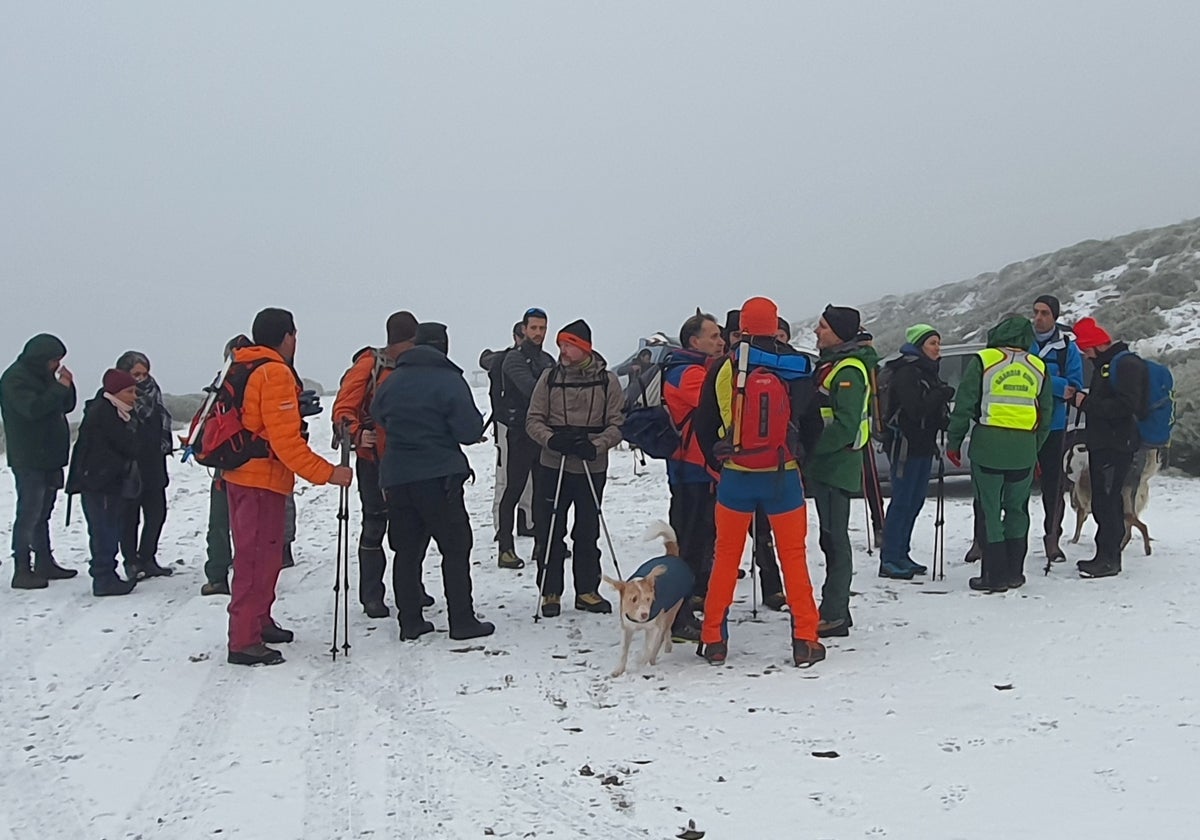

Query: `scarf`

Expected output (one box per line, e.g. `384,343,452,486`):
104,392,135,423
134,374,174,455
1034,326,1057,344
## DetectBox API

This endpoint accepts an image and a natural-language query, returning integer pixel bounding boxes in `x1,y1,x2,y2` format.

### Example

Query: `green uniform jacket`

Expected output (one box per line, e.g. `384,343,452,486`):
0,334,76,470
807,341,879,493
947,317,1053,470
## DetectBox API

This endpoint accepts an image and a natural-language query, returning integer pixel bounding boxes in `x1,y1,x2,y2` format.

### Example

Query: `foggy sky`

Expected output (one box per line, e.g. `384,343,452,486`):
3,2,1199,397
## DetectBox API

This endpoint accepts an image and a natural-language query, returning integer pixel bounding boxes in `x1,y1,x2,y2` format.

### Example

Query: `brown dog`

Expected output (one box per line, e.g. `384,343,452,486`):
1064,444,1158,555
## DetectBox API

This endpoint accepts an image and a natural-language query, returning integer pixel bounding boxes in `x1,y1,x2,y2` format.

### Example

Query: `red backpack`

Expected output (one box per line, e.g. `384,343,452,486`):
186,359,275,470
732,366,795,469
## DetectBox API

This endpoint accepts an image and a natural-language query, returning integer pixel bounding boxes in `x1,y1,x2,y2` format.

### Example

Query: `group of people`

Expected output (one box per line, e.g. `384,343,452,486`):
1,292,1155,668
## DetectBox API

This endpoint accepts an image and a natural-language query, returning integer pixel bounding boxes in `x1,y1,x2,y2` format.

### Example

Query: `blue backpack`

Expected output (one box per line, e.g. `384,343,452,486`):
1109,350,1175,447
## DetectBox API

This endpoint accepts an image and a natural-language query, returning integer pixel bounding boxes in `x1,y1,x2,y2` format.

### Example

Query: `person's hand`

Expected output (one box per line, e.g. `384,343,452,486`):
712,439,735,462
1063,385,1077,402
359,428,377,449
1072,390,1087,409
330,466,354,487
57,366,73,388
548,431,576,454
573,437,598,461
946,450,962,468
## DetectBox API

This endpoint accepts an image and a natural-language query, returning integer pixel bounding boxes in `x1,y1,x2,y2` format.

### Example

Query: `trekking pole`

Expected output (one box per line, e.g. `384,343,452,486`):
583,464,623,580
331,421,352,660
1045,404,1079,576
934,432,946,581
533,457,568,622
749,513,759,620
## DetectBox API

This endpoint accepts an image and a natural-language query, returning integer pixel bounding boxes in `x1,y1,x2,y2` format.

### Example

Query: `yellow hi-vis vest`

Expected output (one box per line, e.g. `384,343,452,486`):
978,348,1046,431
818,357,871,450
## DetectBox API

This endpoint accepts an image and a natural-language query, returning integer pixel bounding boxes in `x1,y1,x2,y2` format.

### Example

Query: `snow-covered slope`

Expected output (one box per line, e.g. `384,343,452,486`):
2,387,1199,838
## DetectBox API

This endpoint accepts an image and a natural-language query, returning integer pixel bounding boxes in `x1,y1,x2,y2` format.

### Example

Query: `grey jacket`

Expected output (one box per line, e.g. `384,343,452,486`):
526,353,624,474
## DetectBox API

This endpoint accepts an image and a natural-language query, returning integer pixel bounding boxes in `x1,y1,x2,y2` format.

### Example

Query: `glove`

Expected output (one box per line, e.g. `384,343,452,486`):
548,431,576,454
712,439,735,462
946,450,962,468
572,437,598,461
299,389,324,418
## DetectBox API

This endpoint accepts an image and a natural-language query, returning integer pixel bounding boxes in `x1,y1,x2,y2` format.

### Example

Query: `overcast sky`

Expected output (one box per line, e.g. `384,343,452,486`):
3,1,1198,396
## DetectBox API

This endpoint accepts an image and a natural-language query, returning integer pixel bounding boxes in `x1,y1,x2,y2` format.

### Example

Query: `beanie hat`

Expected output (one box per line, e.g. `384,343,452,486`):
557,319,593,354
1034,294,1061,320
905,323,939,348
1072,317,1111,350
739,297,779,337
723,309,741,337
822,305,861,343
103,368,137,395
415,322,449,354
776,316,792,340
386,311,419,345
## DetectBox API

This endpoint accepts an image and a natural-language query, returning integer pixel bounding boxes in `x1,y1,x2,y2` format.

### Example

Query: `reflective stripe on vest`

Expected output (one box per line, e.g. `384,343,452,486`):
818,357,871,450
978,348,1046,430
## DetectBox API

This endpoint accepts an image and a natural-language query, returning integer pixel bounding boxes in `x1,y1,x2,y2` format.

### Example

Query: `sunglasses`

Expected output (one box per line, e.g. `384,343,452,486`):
524,307,547,318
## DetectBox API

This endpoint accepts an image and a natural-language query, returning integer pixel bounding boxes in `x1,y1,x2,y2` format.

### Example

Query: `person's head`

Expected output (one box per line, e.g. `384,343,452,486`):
386,311,419,348
722,309,742,345
738,296,779,338
19,334,67,374
905,324,941,361
680,310,725,357
814,305,861,350
252,307,298,360
512,321,525,346
1072,317,1112,360
775,316,791,344
415,322,449,355
523,307,548,347
637,349,652,364
115,350,151,383
102,368,138,404
1032,295,1061,335
556,319,592,366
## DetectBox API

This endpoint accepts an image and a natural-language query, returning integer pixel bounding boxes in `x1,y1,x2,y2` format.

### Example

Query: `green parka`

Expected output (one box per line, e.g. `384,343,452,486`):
0,334,77,470
807,341,880,493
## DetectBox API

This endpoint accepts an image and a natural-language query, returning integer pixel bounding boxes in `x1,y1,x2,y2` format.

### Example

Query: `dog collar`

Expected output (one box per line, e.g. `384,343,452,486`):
623,613,653,624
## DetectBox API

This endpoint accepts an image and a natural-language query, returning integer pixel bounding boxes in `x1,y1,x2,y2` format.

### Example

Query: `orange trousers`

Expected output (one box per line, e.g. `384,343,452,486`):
702,503,819,644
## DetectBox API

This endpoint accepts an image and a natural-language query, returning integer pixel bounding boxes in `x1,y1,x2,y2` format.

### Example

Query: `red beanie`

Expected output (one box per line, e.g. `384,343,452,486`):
1072,317,1111,350
102,368,137,395
739,297,779,337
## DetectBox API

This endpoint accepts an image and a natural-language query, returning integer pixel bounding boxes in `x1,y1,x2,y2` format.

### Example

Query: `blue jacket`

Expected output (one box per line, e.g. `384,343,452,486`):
628,555,695,619
1031,327,1085,432
371,345,484,487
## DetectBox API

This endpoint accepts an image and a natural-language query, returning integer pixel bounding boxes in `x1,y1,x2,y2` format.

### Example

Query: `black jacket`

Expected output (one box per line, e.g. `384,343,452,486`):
67,392,140,496
0,334,77,470
883,348,954,459
500,340,555,426
1081,342,1147,454
131,402,171,490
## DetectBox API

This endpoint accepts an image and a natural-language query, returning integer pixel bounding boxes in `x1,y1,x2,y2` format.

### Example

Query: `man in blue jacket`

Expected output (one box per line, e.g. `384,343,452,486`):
372,322,494,642
1031,295,1086,563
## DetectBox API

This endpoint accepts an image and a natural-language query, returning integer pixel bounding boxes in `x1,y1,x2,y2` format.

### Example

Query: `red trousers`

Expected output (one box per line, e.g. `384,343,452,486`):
702,503,819,644
227,484,287,651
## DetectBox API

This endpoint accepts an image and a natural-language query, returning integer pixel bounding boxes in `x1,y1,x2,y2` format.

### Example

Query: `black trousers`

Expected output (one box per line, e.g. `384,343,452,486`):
668,481,715,598
534,466,604,598
385,476,474,627
1036,429,1067,539
121,482,167,566
498,429,542,553
356,457,429,605
1089,449,1133,566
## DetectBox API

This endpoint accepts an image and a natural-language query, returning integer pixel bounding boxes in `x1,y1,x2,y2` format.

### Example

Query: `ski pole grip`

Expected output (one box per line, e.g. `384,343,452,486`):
338,420,352,467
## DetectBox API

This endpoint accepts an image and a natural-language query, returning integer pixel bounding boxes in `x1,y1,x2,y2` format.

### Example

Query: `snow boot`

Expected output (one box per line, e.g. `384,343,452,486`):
11,561,49,590
260,622,294,644
1043,534,1066,564
963,540,982,564
575,592,612,613
699,641,727,664
497,550,525,570
399,617,435,640
968,542,1009,593
902,556,929,576
138,556,174,578
763,591,787,611
793,639,826,668
93,575,136,597
540,595,561,618
1078,558,1120,579
363,600,390,619
817,617,851,638
227,644,284,666
420,586,435,608
671,616,703,644
878,560,916,580
1005,538,1028,588
123,560,145,582
201,579,230,596
34,555,77,580
450,618,496,641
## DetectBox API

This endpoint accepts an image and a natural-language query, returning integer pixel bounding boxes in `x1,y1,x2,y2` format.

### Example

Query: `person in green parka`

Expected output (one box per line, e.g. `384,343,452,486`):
809,305,879,638
947,315,1053,592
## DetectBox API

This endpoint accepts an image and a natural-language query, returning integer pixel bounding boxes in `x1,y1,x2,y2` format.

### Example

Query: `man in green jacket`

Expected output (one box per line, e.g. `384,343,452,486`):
0,334,78,589
809,306,879,638
947,315,1053,592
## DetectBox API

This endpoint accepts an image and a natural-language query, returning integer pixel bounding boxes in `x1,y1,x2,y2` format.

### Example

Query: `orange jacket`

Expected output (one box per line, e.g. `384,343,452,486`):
222,346,336,495
331,348,394,461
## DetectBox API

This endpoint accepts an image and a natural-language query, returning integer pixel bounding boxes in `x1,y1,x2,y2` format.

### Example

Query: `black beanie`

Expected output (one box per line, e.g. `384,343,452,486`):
822,305,861,343
1034,294,1061,320
723,309,741,336
557,319,593,353
776,316,791,340
415,322,449,354
387,311,419,345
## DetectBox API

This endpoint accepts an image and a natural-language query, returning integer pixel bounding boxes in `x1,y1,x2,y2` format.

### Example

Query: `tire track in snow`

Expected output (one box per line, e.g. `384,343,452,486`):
302,674,366,839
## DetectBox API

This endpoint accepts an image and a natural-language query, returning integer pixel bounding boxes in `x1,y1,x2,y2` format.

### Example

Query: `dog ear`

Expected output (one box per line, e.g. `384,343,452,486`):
602,575,625,593
646,564,668,580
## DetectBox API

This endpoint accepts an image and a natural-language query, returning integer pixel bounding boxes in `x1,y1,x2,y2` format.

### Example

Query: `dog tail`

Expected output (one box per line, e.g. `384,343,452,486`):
643,520,679,557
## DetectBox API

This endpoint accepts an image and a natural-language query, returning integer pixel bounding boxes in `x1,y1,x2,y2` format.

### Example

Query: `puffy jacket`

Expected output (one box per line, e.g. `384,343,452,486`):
371,345,484,486
332,347,399,462
221,346,336,495
807,340,880,493
0,334,77,470
526,353,624,475
1079,341,1147,454
662,348,714,484
501,341,555,428
67,392,140,496
1032,327,1086,432
883,346,953,459
948,317,1053,469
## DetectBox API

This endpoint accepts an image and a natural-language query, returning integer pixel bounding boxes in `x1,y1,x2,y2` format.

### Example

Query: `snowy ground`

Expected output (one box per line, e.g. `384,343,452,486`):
2,393,1200,838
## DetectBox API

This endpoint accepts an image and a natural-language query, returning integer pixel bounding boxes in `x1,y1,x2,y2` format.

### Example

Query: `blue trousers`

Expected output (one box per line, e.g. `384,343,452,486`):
82,493,127,580
880,455,932,567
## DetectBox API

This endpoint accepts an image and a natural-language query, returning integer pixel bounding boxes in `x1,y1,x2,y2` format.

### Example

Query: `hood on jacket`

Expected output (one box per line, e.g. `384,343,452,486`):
18,334,67,372
394,343,463,373
819,339,880,369
664,347,711,369
889,343,941,375
987,316,1035,350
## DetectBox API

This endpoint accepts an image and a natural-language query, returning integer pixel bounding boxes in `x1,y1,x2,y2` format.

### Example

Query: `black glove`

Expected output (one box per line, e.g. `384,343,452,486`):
548,431,576,454
299,389,324,418
572,437,598,461
712,439,735,462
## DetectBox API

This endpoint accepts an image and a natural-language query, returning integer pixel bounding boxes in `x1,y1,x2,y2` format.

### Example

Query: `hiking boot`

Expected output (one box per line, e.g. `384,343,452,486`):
281,544,295,568
228,644,284,666
11,563,48,590
671,620,702,644
498,550,525,570
363,600,390,619
763,592,787,611
450,618,496,641
139,557,174,578
201,579,230,596
34,556,77,580
878,561,916,580
902,557,929,576
541,595,561,618
699,641,727,664
575,592,612,613
1078,559,1120,579
793,639,826,668
1043,535,1066,563
963,540,982,563
688,595,706,613
420,588,435,608
1005,538,1028,588
123,560,145,582
93,575,136,597
399,618,435,640
817,618,850,638
260,623,294,644
968,576,1009,593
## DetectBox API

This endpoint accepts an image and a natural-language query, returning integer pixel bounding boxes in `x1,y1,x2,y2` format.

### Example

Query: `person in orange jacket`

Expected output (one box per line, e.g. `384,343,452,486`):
223,308,353,666
331,311,431,619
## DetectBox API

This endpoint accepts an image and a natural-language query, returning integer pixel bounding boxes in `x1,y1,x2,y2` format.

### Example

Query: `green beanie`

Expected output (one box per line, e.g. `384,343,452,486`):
905,324,939,347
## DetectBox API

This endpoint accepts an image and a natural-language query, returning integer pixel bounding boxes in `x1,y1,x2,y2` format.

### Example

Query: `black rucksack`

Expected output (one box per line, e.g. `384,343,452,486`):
620,362,690,460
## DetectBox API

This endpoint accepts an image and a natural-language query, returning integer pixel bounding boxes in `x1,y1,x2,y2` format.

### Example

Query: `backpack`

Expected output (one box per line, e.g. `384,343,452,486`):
486,348,511,419
729,346,813,469
620,363,686,459
186,358,276,470
1109,350,1175,447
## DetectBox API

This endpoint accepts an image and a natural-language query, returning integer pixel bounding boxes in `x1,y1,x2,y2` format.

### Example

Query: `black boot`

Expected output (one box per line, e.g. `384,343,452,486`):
399,616,435,640
11,560,48,590
963,540,982,564
139,556,174,578
363,600,390,619
1005,538,1028,588
93,575,136,597
34,555,78,580
228,644,284,666
449,617,496,640
261,622,294,644
969,542,1009,593
699,641,728,664
1078,558,1120,578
